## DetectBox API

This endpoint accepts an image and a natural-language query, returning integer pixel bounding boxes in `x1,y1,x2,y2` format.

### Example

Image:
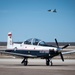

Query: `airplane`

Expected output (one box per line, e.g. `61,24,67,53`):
48,9,57,13
0,32,75,66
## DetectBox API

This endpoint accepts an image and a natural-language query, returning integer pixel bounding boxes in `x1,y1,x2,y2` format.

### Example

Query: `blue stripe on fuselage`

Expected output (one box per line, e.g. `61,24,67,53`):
5,49,49,57
5,49,59,58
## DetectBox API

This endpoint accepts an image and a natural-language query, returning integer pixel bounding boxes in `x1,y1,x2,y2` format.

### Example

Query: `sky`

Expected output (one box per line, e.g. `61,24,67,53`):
0,0,75,42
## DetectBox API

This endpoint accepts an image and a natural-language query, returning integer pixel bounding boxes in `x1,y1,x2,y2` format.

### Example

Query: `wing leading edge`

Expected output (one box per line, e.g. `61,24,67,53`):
62,50,75,55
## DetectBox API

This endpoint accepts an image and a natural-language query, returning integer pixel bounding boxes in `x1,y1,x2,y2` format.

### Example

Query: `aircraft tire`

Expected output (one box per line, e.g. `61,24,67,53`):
46,59,49,66
24,61,28,66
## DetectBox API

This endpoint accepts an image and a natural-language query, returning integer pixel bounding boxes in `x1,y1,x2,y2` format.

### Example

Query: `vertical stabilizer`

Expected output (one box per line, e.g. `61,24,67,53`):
7,32,13,49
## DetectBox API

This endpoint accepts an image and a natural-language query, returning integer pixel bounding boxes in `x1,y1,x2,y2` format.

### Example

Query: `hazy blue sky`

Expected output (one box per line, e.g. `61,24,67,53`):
0,0,75,42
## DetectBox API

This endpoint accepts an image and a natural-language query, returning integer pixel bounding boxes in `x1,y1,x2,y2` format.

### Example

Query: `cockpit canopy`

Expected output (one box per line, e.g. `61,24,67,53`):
24,38,46,46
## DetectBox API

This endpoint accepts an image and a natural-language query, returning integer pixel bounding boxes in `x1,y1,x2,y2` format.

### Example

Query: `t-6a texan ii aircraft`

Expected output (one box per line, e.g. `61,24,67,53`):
0,32,75,66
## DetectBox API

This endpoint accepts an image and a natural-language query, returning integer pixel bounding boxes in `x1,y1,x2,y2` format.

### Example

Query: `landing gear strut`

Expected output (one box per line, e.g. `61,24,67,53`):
21,58,28,66
46,58,53,66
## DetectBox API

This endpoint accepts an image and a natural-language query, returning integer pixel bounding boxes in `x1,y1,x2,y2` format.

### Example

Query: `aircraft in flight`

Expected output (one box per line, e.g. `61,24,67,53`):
0,32,75,66
48,9,57,13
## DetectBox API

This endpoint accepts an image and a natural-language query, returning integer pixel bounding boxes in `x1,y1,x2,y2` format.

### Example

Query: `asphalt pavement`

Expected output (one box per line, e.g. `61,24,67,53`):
0,59,75,75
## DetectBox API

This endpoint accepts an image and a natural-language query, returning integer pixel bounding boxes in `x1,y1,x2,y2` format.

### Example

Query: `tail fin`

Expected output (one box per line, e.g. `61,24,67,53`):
7,32,13,49
53,9,57,13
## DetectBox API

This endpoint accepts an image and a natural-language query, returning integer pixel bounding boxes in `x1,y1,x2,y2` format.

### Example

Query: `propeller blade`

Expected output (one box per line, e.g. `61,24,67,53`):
62,44,70,49
55,38,59,48
60,52,64,61
54,38,70,62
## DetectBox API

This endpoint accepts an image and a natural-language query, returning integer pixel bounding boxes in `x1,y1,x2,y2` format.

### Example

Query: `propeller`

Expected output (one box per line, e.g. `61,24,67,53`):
55,38,59,48
62,44,70,49
55,38,70,62
60,52,64,61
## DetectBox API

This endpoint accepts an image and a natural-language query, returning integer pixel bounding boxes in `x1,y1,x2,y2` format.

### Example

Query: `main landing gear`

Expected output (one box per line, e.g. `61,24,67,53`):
21,58,53,66
46,58,53,66
21,58,28,66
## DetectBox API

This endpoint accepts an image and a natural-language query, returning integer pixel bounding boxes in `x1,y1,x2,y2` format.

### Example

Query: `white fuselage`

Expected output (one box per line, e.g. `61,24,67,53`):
7,42,57,52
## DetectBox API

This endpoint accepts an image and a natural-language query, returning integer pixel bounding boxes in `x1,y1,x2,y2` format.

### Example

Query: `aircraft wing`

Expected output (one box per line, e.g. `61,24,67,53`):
62,50,75,55
0,50,37,58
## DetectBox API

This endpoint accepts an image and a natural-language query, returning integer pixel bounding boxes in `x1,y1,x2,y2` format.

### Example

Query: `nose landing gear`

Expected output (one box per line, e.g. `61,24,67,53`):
46,58,53,66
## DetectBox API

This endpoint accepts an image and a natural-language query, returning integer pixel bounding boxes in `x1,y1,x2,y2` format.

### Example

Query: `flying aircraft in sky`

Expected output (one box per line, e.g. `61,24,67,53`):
48,9,57,13
0,32,75,66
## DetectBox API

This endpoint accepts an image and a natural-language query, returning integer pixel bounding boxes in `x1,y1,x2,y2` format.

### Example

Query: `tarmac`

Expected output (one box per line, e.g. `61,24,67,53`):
0,59,75,75
0,46,75,75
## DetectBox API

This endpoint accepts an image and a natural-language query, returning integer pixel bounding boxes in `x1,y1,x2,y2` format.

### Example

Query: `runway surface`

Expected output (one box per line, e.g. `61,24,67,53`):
0,59,75,75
